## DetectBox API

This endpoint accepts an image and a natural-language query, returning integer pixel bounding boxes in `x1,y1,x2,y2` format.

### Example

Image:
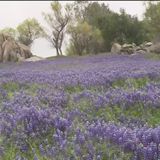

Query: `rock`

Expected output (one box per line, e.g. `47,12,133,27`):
148,42,160,54
132,43,136,47
0,33,32,62
152,34,160,44
111,43,122,54
136,50,147,54
0,34,8,62
121,43,135,55
139,44,144,49
145,42,152,47
122,43,133,49
24,56,45,62
135,46,141,51
18,43,32,59
17,54,25,62
130,53,139,56
2,39,20,62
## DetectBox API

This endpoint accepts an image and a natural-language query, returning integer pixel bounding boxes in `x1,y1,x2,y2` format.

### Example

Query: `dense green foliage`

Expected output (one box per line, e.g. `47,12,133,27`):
144,1,160,41
66,1,150,55
66,21,104,56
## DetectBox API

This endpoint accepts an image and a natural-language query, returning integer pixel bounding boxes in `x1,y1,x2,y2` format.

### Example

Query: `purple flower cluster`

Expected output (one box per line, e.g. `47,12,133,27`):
73,82,160,109
1,54,160,159
87,120,160,159
0,54,160,88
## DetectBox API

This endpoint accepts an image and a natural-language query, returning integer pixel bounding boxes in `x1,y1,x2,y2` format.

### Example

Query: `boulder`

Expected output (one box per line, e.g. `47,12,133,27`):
148,43,160,54
122,43,133,49
152,34,160,44
0,46,3,62
111,43,121,54
135,46,142,51
122,48,134,55
0,33,8,62
0,33,32,62
24,56,45,62
18,43,32,59
132,43,136,47
2,39,20,62
121,43,135,55
17,53,25,62
136,50,147,54
145,42,152,47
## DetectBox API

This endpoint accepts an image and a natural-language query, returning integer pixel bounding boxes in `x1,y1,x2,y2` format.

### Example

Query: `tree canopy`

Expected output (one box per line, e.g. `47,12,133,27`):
66,21,104,56
144,1,160,41
0,27,16,39
83,2,148,51
17,18,43,47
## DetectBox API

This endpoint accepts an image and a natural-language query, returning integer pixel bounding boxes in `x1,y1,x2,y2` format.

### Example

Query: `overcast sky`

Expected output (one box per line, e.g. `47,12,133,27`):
0,1,147,57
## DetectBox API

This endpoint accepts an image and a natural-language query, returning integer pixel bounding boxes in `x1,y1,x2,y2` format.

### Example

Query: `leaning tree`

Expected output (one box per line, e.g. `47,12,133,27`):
42,2,71,56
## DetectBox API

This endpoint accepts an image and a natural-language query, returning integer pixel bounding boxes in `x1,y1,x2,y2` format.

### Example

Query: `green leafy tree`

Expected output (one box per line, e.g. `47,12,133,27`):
65,1,148,55
72,1,89,22
84,2,111,27
42,2,71,56
0,27,16,39
66,21,104,56
115,9,147,45
81,2,147,51
17,18,44,47
83,2,114,50
144,1,160,40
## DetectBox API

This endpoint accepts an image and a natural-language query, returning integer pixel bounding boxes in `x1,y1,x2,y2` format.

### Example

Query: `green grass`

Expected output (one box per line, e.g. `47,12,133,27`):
65,85,84,94
1,82,48,99
112,77,150,89
46,55,66,60
2,82,20,92
144,52,160,60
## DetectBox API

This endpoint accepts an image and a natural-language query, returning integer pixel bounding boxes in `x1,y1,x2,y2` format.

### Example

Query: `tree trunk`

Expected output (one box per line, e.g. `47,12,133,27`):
59,48,63,56
0,46,3,62
56,47,59,56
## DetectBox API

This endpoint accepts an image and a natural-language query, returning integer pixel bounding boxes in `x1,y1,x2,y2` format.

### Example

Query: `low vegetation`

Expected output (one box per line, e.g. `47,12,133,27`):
0,54,160,159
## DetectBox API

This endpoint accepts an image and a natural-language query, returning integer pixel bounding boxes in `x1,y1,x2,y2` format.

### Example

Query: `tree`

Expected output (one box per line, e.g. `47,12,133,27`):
81,2,114,51
42,2,71,56
144,1,160,40
83,2,148,51
17,18,43,47
116,9,147,45
84,2,111,27
66,21,104,56
0,27,16,39
71,1,89,22
65,1,148,55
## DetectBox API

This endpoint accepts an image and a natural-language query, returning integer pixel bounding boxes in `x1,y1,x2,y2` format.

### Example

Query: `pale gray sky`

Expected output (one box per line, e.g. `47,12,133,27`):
0,1,147,57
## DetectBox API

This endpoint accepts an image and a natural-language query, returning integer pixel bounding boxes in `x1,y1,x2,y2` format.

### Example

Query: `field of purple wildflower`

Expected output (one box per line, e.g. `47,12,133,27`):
1,54,160,159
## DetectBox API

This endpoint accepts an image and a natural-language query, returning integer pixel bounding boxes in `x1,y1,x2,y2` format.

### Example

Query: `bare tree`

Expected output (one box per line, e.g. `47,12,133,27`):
42,2,71,56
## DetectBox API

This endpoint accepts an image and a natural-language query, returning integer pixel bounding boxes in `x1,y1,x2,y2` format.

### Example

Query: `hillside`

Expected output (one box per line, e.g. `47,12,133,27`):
0,54,160,159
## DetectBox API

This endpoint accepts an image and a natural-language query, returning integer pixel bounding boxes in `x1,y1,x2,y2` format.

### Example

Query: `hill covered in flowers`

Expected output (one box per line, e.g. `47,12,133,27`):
1,54,160,159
